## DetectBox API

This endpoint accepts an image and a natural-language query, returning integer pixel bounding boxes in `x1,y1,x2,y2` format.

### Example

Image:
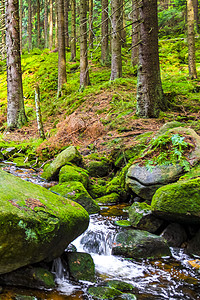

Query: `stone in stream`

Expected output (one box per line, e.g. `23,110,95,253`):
65,252,95,282
151,177,200,224
50,181,100,214
0,266,55,289
88,286,122,299
112,229,171,259
128,202,163,233
106,280,135,292
0,169,89,274
41,146,82,181
161,223,187,247
187,229,200,256
59,164,89,187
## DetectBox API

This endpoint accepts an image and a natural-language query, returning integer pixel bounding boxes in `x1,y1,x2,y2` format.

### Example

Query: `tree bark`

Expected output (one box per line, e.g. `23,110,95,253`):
37,0,40,47
193,0,199,33
49,0,53,50
64,0,69,48
28,0,32,51
80,0,90,88
5,0,27,129
101,0,109,63
55,0,58,48
19,0,22,54
136,0,165,117
44,0,48,48
89,0,94,48
35,84,45,140
110,0,122,80
131,0,139,66
57,0,67,96
71,0,76,61
187,0,197,79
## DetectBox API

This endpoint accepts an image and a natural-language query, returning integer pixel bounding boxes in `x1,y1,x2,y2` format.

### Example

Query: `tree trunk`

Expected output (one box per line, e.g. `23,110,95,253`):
5,0,27,129
110,0,122,80
89,0,94,48
187,0,197,79
49,0,53,50
71,0,76,61
57,0,67,96
64,0,69,48
131,0,139,66
101,0,109,64
28,0,32,51
35,84,45,140
19,0,22,54
80,0,90,88
37,0,40,47
44,0,48,48
193,0,199,33
136,0,165,117
55,0,58,48
119,0,126,46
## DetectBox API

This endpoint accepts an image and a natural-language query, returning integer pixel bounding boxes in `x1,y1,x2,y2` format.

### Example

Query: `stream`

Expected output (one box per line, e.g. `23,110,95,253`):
0,163,200,300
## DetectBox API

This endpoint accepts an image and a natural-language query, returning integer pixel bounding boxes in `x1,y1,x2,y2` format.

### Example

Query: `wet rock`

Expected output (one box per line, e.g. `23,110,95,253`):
161,223,187,247
88,286,122,299
106,280,135,292
0,266,55,289
96,193,120,205
126,164,183,201
129,202,163,233
41,146,82,180
66,252,95,282
187,229,200,256
112,229,171,259
50,181,100,214
151,178,200,224
59,164,89,188
14,296,38,300
65,243,77,252
0,169,89,274
114,220,132,228
2,147,16,158
116,294,137,300
86,160,110,177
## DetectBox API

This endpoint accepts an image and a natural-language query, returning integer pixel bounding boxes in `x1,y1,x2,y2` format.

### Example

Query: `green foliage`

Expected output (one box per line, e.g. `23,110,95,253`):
143,133,192,171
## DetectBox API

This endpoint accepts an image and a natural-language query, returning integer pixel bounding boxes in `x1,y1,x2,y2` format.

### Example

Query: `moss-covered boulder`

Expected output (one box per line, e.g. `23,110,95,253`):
87,178,107,199
59,164,89,187
88,286,122,299
50,181,100,214
41,146,82,181
112,229,170,259
129,202,163,233
66,252,95,282
0,169,89,274
151,178,200,224
106,280,135,292
126,164,183,201
86,160,110,177
96,193,120,205
0,266,55,289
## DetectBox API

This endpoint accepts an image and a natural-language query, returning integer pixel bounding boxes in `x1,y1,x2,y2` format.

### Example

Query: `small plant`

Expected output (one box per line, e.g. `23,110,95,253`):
142,133,194,171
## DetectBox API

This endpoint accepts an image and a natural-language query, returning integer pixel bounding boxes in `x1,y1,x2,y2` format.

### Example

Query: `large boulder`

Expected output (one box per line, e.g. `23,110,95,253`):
50,181,100,214
151,178,200,224
41,146,82,181
59,164,89,187
112,229,170,259
126,127,200,200
0,169,89,274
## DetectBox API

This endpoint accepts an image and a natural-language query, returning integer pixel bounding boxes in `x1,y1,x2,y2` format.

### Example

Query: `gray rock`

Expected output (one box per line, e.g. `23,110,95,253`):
161,223,187,247
187,229,200,256
112,229,171,259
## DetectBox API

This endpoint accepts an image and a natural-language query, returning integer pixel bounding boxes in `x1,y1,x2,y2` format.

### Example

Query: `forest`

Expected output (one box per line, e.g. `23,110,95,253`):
0,0,200,299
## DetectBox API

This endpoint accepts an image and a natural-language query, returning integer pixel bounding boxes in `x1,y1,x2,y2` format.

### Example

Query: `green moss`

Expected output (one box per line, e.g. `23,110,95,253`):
50,181,100,214
34,267,55,289
87,160,110,177
96,193,120,204
88,286,122,299
114,220,132,227
87,178,107,199
106,280,135,292
59,164,89,187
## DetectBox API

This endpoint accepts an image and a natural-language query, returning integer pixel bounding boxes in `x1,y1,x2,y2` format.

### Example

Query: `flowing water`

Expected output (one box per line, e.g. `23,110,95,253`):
1,164,200,299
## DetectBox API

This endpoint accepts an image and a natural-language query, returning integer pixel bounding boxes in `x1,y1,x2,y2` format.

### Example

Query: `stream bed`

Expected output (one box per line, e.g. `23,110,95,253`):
0,164,200,300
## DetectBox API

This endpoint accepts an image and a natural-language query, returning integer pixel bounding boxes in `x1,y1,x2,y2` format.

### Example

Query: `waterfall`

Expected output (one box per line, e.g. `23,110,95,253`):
52,257,65,280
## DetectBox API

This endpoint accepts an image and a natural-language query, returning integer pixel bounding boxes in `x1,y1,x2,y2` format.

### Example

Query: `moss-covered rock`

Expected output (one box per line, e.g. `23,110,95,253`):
156,121,184,137
41,146,82,181
0,169,89,274
66,252,95,282
59,164,89,187
86,160,110,177
0,266,55,289
88,286,122,299
116,294,137,300
106,280,135,292
151,178,200,224
12,157,35,168
129,202,163,233
96,193,120,205
87,178,107,199
50,181,100,214
114,220,132,227
112,229,171,259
